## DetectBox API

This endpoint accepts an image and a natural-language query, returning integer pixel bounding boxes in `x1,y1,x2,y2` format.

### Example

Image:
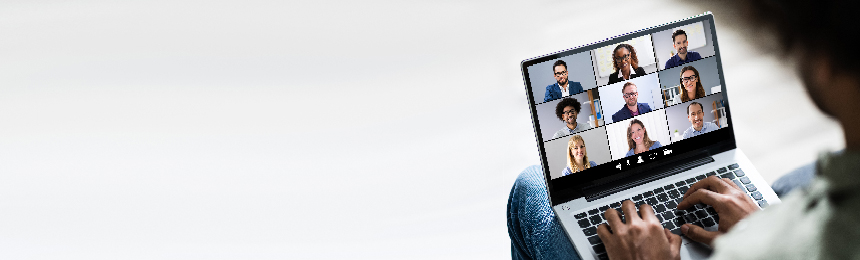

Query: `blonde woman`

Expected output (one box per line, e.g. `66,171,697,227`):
625,119,662,156
561,135,597,176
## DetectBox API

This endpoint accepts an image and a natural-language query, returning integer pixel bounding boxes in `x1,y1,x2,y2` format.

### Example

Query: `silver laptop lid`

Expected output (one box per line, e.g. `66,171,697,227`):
520,13,737,206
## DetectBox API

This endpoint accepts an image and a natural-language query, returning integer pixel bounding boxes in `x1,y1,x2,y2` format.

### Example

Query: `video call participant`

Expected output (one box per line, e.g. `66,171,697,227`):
544,60,584,102
625,119,662,156
611,82,652,122
682,102,719,139
608,44,647,85
561,135,597,176
551,98,591,139
664,29,703,69
672,66,706,104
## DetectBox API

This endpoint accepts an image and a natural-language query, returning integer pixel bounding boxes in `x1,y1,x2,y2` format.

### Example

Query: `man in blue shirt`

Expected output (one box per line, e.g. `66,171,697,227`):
681,101,718,138
611,82,652,122
544,60,584,102
664,29,702,69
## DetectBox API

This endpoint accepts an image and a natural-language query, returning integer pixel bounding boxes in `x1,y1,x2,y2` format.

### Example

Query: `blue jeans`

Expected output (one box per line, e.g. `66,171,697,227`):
506,164,816,260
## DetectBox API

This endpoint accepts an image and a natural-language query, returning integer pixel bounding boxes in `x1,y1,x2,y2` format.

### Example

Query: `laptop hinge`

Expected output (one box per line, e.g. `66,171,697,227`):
582,155,714,202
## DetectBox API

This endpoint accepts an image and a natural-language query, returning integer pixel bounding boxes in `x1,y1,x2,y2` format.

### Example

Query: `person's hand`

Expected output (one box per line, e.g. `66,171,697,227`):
677,176,760,245
597,200,682,260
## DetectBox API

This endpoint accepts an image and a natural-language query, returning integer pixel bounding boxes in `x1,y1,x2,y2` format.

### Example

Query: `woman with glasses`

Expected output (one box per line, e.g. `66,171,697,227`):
561,135,597,176
624,119,662,156
608,44,647,85
672,66,706,104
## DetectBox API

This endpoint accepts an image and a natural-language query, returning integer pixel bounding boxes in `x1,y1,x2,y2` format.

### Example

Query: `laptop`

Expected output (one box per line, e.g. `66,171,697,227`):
520,13,780,260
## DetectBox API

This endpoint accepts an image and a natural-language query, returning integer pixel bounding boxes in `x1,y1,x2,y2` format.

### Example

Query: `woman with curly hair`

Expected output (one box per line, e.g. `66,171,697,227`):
608,43,647,84
561,135,597,176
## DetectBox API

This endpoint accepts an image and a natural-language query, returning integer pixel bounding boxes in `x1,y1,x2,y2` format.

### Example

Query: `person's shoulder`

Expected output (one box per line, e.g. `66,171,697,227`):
570,81,584,92
706,121,719,130
589,161,597,167
561,166,572,176
640,102,652,111
651,141,662,149
690,51,702,59
682,126,694,138
612,107,626,121
634,67,646,75
552,128,567,139
608,71,620,84
545,82,558,90
625,149,634,157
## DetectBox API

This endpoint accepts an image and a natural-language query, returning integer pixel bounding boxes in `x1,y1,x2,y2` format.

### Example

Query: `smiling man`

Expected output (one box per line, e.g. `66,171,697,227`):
544,60,584,102
552,97,591,139
664,29,702,69
611,82,652,122
681,102,718,139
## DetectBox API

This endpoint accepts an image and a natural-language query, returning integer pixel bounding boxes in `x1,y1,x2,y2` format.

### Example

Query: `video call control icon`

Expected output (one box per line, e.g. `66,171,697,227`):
664,149,673,155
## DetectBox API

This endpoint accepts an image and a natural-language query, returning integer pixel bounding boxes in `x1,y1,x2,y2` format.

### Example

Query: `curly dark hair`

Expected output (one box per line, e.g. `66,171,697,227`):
555,97,582,121
612,44,639,72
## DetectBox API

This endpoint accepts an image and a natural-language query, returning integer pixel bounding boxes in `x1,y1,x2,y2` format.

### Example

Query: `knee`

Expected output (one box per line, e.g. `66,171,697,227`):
508,165,552,221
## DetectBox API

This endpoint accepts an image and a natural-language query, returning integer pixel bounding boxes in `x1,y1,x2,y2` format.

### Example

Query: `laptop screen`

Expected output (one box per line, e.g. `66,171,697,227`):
521,14,737,204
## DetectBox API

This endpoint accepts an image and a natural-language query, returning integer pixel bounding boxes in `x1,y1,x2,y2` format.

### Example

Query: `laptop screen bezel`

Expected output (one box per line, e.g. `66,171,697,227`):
520,13,738,206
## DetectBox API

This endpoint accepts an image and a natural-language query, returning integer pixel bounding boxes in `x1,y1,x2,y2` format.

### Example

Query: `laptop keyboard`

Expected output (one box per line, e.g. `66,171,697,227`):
572,163,768,259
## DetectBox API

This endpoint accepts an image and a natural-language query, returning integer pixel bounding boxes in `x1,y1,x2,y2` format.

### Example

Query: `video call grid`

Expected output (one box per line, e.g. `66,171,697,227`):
538,56,721,143
529,26,722,178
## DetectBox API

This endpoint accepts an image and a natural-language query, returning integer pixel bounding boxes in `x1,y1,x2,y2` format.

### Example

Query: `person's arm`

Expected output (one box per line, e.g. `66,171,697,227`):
676,176,760,245
597,201,682,260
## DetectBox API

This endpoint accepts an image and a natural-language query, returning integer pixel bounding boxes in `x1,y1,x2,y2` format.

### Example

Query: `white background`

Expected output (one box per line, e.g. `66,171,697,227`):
0,1,845,259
